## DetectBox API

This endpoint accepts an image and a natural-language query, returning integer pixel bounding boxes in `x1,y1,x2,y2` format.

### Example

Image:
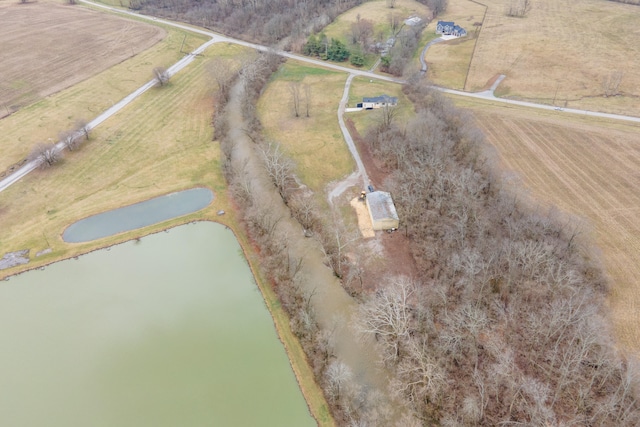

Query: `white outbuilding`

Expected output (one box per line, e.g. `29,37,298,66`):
365,191,399,231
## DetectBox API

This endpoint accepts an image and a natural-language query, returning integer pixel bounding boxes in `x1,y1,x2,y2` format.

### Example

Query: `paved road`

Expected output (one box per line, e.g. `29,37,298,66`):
2,1,640,193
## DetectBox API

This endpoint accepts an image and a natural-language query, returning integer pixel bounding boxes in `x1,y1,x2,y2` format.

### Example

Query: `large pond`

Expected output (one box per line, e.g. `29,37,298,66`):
62,187,214,243
0,222,314,427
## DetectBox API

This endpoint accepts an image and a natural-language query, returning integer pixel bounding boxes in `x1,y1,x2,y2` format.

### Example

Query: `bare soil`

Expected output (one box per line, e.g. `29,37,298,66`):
0,0,165,117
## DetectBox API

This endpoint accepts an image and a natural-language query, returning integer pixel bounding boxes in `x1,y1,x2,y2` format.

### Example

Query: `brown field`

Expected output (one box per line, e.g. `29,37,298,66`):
460,0,640,115
0,0,165,115
0,6,206,177
456,96,640,355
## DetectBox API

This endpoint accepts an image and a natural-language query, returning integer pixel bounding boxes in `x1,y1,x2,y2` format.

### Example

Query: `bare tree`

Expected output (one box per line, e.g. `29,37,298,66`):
603,70,624,97
317,217,360,278
303,84,312,118
75,119,91,141
378,104,399,130
59,130,82,151
289,82,301,117
289,191,319,231
387,0,397,8
153,66,170,86
29,143,61,169
260,141,295,202
207,58,236,105
388,13,401,34
324,360,353,402
356,277,415,364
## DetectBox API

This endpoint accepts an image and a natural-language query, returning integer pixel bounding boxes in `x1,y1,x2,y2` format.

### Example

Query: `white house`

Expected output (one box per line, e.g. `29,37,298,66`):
365,191,399,231
359,95,398,109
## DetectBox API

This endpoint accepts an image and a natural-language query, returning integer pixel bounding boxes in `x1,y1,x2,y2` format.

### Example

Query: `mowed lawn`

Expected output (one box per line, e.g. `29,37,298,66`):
462,0,640,115
346,76,413,134
456,95,640,357
0,2,207,174
257,61,353,192
423,0,486,89
0,43,250,275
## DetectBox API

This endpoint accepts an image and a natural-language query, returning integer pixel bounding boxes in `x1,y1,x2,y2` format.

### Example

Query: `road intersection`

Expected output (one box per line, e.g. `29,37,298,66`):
2,1,639,193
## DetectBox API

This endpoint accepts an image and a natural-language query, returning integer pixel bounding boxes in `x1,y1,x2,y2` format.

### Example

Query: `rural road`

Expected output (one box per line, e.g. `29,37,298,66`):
2,1,640,193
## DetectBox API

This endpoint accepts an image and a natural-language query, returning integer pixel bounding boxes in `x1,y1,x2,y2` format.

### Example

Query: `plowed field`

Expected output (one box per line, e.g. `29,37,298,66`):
0,1,164,116
469,102,640,354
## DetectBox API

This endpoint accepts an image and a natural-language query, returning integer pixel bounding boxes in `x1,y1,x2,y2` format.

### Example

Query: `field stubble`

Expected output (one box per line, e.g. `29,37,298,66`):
464,0,640,115
0,0,209,174
462,97,640,354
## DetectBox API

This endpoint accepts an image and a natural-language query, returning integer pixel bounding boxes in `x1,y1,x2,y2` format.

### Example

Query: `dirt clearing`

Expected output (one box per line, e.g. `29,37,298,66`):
0,0,165,116
350,197,375,238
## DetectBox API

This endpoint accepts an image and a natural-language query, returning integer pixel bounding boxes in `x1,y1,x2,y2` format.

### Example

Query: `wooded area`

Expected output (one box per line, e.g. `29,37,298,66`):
359,81,640,425
133,0,364,46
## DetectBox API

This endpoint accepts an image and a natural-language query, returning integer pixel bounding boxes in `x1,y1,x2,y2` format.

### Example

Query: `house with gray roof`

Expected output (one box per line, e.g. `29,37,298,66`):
436,20,467,37
359,95,398,109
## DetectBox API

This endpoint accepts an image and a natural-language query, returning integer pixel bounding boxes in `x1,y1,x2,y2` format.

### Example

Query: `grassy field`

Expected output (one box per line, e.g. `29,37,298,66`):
0,41,334,426
461,0,640,115
347,76,414,133
423,0,486,89
0,0,164,116
257,61,354,193
0,2,207,175
452,95,640,356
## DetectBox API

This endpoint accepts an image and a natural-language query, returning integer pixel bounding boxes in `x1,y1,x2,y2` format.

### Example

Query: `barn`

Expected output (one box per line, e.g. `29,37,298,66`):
365,191,399,231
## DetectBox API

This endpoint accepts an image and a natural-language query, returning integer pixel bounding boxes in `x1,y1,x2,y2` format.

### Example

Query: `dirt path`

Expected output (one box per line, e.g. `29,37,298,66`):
225,81,400,418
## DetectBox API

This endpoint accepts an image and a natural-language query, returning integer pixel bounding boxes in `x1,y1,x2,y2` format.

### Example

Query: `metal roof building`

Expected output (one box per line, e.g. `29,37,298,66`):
365,191,399,231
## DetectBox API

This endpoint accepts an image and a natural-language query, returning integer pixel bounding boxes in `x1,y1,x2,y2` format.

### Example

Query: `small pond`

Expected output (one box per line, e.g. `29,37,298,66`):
0,222,314,426
62,187,214,243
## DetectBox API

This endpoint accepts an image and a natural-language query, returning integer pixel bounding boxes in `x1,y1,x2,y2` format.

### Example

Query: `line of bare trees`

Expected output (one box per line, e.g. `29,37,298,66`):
356,80,640,424
212,51,394,425
132,0,364,48
27,119,90,170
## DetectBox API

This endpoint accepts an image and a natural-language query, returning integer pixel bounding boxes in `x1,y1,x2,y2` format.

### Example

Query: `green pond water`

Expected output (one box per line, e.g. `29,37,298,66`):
0,222,314,427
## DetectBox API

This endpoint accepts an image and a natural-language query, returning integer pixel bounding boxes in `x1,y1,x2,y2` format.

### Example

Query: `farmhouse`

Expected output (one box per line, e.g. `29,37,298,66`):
365,191,399,231
359,95,398,109
436,20,467,37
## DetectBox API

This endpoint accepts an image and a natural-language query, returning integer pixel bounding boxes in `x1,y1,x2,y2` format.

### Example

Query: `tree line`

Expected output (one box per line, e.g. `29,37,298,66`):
132,0,364,47
211,51,401,425
357,79,640,425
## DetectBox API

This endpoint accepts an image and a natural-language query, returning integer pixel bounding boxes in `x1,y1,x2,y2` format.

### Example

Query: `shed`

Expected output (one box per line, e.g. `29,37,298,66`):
365,191,399,231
